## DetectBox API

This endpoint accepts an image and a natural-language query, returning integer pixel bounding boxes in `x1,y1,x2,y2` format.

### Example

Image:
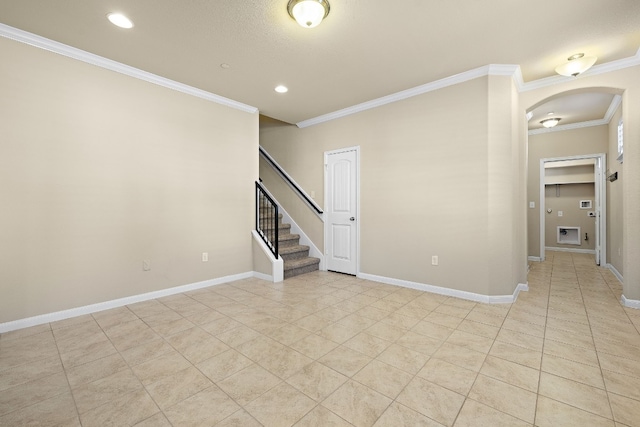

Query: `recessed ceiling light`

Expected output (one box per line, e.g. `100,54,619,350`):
107,13,134,29
220,63,231,69
275,85,288,93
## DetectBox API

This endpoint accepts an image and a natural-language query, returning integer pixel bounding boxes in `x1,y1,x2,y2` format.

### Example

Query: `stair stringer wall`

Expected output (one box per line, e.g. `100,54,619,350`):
251,230,284,282
258,183,326,271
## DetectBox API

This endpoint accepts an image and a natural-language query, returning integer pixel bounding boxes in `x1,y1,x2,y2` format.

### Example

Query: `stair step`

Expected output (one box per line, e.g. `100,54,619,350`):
278,233,300,248
284,257,320,279
279,244,311,261
260,222,290,232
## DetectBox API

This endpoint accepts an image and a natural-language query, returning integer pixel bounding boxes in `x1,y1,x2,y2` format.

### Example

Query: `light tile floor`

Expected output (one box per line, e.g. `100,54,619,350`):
2,252,640,426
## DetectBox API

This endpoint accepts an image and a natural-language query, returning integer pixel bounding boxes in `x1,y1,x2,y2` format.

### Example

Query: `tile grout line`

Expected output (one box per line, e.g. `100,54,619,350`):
578,254,619,423
532,254,555,426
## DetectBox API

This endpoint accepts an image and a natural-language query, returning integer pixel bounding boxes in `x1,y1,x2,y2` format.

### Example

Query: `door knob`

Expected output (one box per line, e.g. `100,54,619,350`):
349,217,355,221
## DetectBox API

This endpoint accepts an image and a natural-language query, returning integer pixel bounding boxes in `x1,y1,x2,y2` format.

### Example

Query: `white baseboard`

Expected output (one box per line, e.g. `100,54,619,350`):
252,271,273,282
621,295,640,310
545,247,596,254
357,272,528,304
528,256,541,262
607,264,624,283
0,271,256,333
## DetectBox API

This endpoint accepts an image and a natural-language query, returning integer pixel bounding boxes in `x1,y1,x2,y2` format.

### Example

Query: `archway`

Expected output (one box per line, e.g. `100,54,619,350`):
523,85,627,301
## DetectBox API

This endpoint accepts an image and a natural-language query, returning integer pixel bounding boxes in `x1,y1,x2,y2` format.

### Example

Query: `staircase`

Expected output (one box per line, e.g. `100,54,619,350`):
259,203,320,279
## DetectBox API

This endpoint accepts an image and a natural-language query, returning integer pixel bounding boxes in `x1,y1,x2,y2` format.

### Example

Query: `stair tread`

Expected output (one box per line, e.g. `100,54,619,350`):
284,257,320,270
260,223,290,230
279,233,300,241
279,244,310,254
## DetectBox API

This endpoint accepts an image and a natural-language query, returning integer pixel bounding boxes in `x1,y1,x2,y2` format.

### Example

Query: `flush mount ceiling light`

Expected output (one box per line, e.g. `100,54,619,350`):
555,53,597,77
540,118,561,128
287,0,330,28
107,13,134,29
275,85,289,93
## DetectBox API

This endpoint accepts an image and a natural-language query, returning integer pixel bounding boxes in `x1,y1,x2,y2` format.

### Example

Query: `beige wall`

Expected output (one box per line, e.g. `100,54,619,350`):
261,75,527,297
607,106,624,274
487,75,527,296
527,126,608,258
544,183,596,250
259,155,324,247
519,66,640,300
0,38,258,323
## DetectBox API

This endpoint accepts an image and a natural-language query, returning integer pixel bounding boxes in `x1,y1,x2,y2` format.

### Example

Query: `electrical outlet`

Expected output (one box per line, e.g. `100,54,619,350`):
202,252,209,262
143,260,150,271
431,255,439,266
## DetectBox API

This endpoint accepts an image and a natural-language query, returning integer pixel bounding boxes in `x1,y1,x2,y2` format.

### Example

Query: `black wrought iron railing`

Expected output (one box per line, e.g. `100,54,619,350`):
256,181,279,259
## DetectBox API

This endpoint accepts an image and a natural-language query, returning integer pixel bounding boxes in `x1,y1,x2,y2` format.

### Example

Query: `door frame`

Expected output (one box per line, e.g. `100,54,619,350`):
324,146,361,275
539,153,607,264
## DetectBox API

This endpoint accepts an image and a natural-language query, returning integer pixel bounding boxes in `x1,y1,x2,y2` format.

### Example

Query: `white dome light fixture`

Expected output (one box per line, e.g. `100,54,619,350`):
541,118,561,128
107,13,134,29
287,0,330,28
555,53,597,77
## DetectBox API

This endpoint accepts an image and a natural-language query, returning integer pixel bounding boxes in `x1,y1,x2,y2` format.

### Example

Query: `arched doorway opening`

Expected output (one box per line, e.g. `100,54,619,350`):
524,86,625,278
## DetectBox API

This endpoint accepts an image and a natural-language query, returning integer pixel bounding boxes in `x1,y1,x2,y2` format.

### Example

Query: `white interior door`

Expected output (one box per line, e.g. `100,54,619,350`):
325,149,358,275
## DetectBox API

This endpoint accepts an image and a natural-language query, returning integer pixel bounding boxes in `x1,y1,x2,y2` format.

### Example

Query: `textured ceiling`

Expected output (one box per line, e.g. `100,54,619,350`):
0,0,639,125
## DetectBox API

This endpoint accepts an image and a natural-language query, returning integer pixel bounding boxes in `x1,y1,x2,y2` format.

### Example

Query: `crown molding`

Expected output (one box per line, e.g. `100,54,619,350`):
0,24,258,115
528,93,622,135
296,65,521,128
298,49,640,128
4,22,636,128
604,94,623,122
520,48,640,92
487,64,521,76
528,118,608,135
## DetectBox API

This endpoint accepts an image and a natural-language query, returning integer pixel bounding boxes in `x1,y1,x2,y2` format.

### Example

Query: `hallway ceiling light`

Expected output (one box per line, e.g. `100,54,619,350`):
555,53,597,77
107,13,134,29
540,118,561,128
287,0,330,28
